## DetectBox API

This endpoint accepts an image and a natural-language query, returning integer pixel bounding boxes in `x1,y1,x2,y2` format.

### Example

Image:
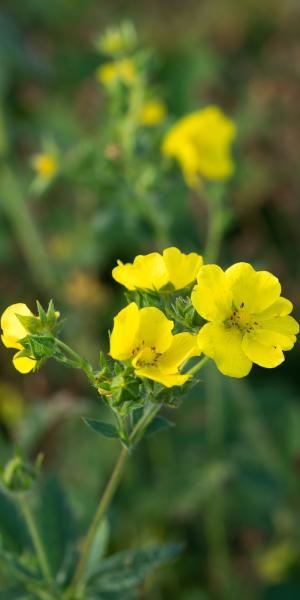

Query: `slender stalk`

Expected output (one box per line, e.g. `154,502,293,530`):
203,185,226,263
187,355,210,376
0,166,57,293
70,446,128,594
130,402,162,445
55,339,96,384
18,493,51,581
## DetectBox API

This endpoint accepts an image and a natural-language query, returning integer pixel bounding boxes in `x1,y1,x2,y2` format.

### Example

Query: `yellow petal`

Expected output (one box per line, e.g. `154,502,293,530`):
242,332,284,368
192,265,232,321
1,303,32,348
162,247,203,290
110,303,140,360
13,353,36,374
197,322,252,378
158,332,200,372
112,253,168,290
225,263,281,313
258,297,293,319
255,315,299,351
135,307,173,353
135,365,190,387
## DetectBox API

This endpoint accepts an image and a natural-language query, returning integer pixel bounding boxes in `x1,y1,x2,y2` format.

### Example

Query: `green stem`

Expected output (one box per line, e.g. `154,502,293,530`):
187,355,210,376
18,493,51,581
203,186,226,263
70,446,128,595
55,339,96,384
130,403,162,445
0,166,57,293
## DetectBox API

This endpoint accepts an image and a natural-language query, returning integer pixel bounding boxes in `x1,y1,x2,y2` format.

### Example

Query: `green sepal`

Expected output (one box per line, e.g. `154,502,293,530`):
19,334,56,361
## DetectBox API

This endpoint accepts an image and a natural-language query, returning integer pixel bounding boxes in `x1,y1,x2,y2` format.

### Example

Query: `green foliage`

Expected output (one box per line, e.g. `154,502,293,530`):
87,543,183,596
83,418,120,440
36,474,76,578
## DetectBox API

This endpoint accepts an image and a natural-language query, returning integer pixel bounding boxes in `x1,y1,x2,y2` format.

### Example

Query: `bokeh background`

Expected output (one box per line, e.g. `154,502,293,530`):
1,0,300,598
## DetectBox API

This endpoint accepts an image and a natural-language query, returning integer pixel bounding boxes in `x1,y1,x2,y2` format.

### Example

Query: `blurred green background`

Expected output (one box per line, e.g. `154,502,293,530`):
0,0,300,598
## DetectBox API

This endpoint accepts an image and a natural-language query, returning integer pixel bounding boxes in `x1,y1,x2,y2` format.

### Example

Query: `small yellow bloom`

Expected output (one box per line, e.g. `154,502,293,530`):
162,106,236,187
191,263,299,378
1,304,36,373
256,542,297,583
139,100,167,126
96,58,136,86
32,153,58,180
112,247,203,292
110,302,199,387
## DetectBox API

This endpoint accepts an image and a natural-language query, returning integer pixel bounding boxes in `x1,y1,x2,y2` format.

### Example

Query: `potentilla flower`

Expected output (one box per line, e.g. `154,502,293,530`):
32,153,58,181
162,106,236,188
191,263,299,378
96,58,136,86
1,304,37,373
110,302,199,387
112,247,203,291
139,100,167,126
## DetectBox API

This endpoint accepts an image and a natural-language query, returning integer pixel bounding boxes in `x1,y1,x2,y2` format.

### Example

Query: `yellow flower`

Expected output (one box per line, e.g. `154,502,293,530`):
256,542,297,583
162,106,236,187
112,247,203,292
110,302,199,387
139,100,167,126
32,153,58,180
191,263,299,378
96,58,136,86
1,304,36,373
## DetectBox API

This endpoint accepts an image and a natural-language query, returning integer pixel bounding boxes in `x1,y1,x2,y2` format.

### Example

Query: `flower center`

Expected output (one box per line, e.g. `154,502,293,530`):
132,342,161,367
226,302,256,333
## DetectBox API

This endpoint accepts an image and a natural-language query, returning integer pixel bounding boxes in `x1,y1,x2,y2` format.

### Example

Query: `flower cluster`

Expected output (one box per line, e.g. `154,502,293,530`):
1,250,298,395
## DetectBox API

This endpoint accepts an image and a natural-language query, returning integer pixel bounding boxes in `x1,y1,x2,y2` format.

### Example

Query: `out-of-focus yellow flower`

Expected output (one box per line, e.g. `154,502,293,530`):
256,542,297,583
31,153,58,181
162,106,236,187
96,58,136,86
0,382,24,426
1,304,36,373
192,263,299,378
139,100,167,126
64,271,108,308
112,247,203,291
110,302,199,387
95,21,137,56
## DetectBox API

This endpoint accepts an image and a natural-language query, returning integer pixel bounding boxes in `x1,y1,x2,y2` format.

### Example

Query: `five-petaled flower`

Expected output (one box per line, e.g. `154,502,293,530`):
112,247,203,291
162,105,236,188
1,304,37,374
110,302,199,387
191,263,299,378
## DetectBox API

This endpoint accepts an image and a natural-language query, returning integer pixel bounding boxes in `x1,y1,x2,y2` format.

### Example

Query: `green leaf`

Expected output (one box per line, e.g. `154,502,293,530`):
88,543,183,593
16,314,41,334
0,587,28,599
36,474,76,577
0,488,29,552
83,418,120,439
83,518,110,582
145,416,175,437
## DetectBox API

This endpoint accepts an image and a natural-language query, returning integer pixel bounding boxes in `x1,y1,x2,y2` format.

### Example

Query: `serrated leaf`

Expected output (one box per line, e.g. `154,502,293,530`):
21,334,56,360
88,543,183,593
84,418,120,439
36,474,76,577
